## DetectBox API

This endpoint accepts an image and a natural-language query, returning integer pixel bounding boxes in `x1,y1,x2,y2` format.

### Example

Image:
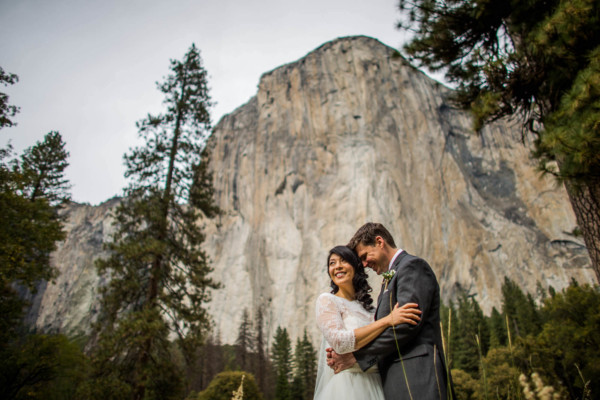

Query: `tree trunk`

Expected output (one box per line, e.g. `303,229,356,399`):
564,179,600,282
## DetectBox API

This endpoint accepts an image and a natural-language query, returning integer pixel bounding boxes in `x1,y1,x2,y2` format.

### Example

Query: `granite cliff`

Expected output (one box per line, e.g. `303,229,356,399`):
27,36,595,346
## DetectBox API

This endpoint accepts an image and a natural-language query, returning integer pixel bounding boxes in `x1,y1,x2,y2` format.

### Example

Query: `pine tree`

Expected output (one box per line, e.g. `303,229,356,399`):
271,327,292,400
291,330,317,400
236,308,255,372
0,83,67,318
301,331,317,400
488,307,507,348
19,131,70,204
91,44,220,400
0,65,23,342
0,132,70,352
501,277,541,339
453,293,490,375
0,134,74,399
398,0,600,280
254,307,268,396
195,332,226,392
290,375,303,400
0,67,19,130
0,132,70,292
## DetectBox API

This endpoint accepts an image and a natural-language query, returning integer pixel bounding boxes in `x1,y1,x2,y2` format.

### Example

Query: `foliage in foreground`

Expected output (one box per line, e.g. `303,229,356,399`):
444,279,599,400
0,334,87,400
190,371,262,400
0,122,73,400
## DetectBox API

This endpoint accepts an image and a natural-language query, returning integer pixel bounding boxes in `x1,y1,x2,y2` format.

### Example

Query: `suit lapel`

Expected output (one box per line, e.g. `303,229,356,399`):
376,281,386,311
375,251,408,316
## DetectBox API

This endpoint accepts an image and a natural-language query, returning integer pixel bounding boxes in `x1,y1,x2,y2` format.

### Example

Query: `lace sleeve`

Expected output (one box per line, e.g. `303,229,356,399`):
315,293,356,354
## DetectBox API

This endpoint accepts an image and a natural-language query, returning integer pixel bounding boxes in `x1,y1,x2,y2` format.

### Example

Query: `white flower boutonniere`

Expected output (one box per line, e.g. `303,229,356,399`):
382,270,395,290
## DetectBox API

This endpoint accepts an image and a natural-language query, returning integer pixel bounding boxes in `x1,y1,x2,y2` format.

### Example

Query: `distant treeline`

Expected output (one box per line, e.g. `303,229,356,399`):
1,275,597,399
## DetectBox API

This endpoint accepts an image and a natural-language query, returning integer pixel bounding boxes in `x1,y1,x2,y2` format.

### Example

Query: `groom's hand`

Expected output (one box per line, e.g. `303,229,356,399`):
326,347,356,374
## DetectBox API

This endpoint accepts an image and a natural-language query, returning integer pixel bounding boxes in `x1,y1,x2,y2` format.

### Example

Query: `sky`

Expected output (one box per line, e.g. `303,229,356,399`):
1,0,437,205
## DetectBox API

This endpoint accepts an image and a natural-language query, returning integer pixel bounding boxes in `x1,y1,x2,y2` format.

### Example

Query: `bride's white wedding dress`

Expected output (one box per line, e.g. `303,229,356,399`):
313,293,384,400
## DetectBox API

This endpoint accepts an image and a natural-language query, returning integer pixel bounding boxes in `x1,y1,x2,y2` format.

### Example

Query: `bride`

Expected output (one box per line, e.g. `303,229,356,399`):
314,245,421,400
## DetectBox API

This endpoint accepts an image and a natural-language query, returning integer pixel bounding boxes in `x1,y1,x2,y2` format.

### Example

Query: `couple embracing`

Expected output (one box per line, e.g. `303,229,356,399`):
314,222,453,400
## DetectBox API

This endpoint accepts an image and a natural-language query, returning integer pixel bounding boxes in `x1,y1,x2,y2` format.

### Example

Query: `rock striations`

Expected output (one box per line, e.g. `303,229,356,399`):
25,198,119,334
27,36,595,346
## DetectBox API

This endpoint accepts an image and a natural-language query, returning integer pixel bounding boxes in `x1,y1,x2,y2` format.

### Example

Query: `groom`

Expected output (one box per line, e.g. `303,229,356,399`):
327,222,452,399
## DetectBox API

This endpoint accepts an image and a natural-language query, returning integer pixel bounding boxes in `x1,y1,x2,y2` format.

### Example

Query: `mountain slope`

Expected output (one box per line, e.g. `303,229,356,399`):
29,36,594,345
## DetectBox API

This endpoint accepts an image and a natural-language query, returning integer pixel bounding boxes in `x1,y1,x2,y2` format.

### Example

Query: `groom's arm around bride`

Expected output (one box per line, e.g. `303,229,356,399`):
329,222,452,400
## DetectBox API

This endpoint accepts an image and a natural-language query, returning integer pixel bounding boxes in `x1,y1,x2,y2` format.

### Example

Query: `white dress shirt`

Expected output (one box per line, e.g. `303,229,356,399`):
388,249,404,271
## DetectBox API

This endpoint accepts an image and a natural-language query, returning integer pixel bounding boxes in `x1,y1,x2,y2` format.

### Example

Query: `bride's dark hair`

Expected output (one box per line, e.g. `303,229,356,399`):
327,245,374,312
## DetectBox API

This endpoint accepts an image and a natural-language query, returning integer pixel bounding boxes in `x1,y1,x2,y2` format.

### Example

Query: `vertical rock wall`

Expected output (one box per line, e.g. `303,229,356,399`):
29,36,594,346
202,36,593,344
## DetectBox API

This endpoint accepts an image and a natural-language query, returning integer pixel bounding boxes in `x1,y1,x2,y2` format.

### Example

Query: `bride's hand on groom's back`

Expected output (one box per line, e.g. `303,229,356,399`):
389,302,421,327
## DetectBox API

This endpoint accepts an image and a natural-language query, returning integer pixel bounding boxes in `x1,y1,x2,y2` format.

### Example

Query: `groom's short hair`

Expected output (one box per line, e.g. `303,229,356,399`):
347,222,397,250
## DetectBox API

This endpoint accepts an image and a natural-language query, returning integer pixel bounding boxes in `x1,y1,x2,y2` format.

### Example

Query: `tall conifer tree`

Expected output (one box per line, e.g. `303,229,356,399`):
91,44,220,400
254,306,273,399
454,293,490,375
19,131,70,204
0,132,69,292
236,308,254,372
271,327,292,400
398,0,600,279
290,338,304,400
291,329,316,400
0,132,74,399
487,307,507,348
501,277,541,338
195,332,225,392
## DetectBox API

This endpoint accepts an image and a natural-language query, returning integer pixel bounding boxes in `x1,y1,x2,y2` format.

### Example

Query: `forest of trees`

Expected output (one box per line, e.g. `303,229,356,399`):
1,0,599,395
184,310,317,400
442,278,598,400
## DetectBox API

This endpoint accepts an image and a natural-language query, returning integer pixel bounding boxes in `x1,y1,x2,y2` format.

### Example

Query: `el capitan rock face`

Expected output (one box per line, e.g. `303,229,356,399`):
28,36,594,345
24,198,119,334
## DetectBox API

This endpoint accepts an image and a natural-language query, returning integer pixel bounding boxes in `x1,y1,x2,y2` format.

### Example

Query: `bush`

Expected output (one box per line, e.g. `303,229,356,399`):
196,371,263,400
0,334,87,400
450,369,478,400
478,347,522,400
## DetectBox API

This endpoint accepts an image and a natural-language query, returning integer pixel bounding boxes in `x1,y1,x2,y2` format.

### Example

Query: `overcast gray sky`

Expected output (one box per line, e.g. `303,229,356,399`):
1,0,432,205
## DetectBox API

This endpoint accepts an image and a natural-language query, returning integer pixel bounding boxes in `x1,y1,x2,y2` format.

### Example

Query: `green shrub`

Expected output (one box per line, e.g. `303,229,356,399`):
196,371,263,400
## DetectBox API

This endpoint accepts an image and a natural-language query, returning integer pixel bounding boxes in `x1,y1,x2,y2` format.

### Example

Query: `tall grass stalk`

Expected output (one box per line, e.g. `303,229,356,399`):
506,314,523,400
506,314,513,356
440,318,453,399
575,364,591,400
434,345,442,399
388,281,414,400
476,334,489,400
447,307,453,400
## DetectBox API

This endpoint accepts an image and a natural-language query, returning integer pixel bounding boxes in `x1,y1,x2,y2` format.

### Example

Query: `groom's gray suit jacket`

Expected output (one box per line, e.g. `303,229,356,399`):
354,251,452,400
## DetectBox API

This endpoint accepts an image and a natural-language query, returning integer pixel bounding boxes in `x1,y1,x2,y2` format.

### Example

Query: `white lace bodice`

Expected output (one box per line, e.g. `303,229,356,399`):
315,292,375,354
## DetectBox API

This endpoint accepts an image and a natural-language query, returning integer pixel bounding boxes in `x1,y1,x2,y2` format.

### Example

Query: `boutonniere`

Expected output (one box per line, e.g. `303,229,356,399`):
382,270,395,290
